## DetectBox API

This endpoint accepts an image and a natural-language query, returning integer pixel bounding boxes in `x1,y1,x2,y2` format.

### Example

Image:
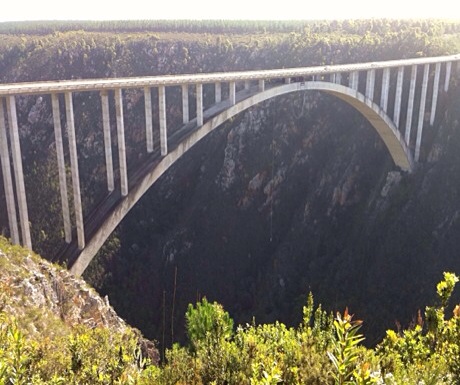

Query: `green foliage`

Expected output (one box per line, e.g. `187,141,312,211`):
186,297,234,349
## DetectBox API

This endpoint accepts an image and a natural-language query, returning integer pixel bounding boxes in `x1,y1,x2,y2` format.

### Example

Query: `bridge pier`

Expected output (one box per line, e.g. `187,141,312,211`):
259,79,265,92
114,89,128,196
366,70,375,101
405,65,418,144
393,67,404,128
144,87,154,153
182,85,189,124
349,71,359,90
430,62,441,126
381,68,390,112
51,94,72,243
444,62,452,91
196,84,203,127
0,98,19,245
101,91,115,190
6,96,31,249
229,82,236,105
64,92,85,250
215,83,221,104
159,85,168,156
415,64,430,162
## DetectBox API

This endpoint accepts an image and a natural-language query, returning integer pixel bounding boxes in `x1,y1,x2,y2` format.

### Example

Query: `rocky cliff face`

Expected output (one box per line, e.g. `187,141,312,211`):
0,237,129,338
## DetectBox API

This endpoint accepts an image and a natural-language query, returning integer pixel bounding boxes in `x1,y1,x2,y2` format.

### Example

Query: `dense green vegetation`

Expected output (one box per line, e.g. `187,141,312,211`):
2,235,460,383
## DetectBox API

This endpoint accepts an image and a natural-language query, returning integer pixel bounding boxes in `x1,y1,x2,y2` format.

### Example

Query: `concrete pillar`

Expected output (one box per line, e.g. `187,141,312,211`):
415,64,430,162
258,79,265,92
215,83,221,104
0,98,19,244
244,80,250,90
335,73,342,85
114,88,128,197
196,83,203,127
64,92,85,250
380,68,390,112
229,82,236,105
405,65,418,145
444,62,452,92
285,78,291,84
349,71,359,90
330,74,336,83
393,67,404,128
51,94,72,243
365,70,375,101
143,87,154,153
100,91,115,191
159,85,168,156
430,62,441,126
182,84,189,124
6,96,31,249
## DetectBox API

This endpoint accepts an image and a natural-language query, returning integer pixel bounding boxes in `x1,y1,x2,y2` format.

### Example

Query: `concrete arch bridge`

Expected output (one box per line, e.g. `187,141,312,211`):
0,53,459,275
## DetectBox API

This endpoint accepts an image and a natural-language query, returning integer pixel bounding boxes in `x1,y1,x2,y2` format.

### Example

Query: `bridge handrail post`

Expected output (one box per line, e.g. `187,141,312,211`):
0,98,19,244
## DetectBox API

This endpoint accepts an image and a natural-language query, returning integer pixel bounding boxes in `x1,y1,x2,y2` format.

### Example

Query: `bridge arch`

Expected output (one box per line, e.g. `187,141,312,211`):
69,80,413,275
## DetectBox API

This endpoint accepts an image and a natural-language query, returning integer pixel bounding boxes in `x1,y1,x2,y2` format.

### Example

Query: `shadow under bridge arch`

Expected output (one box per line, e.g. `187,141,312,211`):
69,80,413,275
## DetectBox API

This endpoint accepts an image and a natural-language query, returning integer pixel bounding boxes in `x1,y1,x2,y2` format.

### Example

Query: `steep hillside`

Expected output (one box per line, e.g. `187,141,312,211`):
0,236,158,383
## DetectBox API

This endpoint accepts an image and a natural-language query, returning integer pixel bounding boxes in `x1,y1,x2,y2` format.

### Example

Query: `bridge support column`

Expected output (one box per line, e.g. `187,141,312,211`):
430,62,441,126
182,85,189,124
6,96,31,249
380,68,390,112
114,89,128,197
415,64,430,162
349,71,359,90
100,91,115,191
444,62,452,92
229,82,236,105
334,73,342,85
393,67,404,128
405,65,418,145
143,87,154,153
215,83,221,104
0,98,19,245
159,85,168,156
51,94,72,243
258,79,265,92
196,84,203,127
244,80,250,90
64,92,85,250
365,70,375,101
